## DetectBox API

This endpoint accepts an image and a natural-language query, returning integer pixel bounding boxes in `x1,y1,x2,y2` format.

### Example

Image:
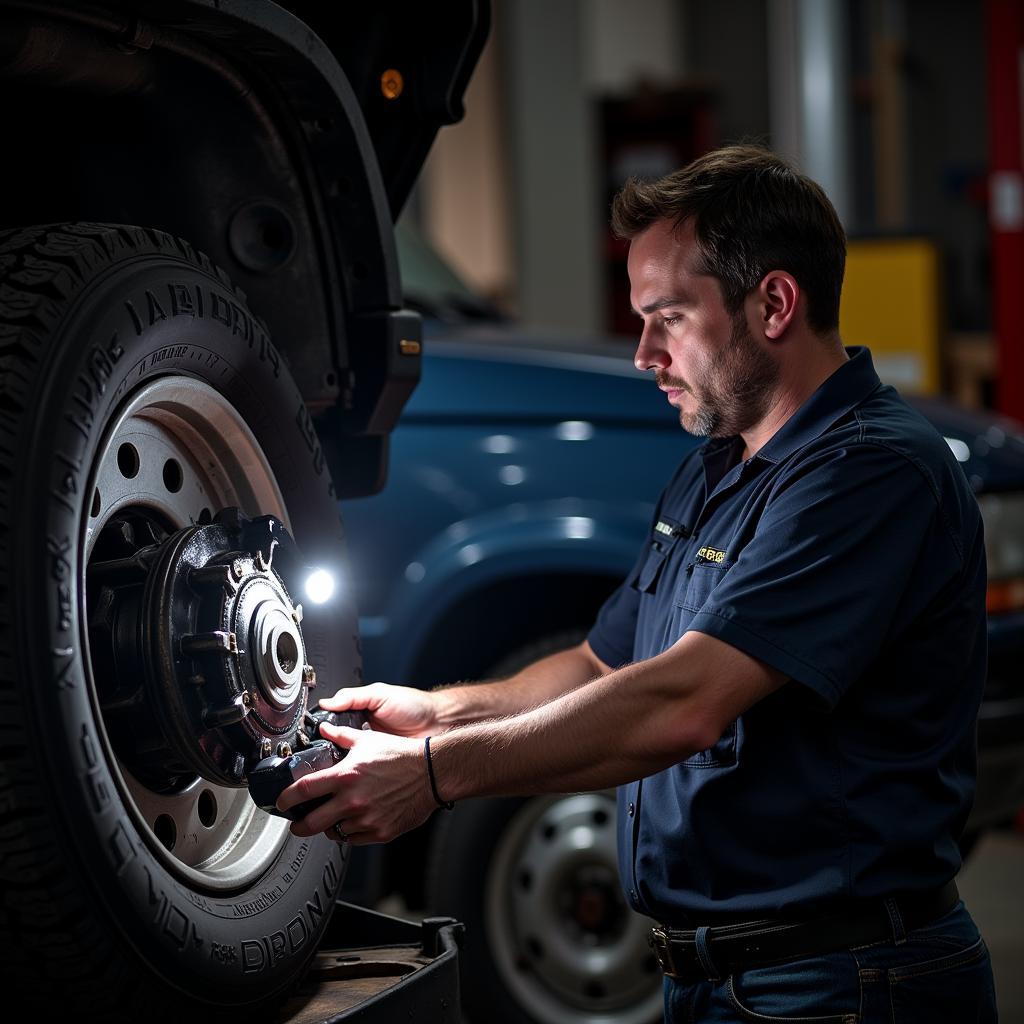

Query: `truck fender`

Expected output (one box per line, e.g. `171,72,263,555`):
362,499,652,681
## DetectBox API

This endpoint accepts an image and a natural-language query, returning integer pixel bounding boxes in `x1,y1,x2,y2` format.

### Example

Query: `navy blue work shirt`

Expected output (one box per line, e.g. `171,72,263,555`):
588,347,987,923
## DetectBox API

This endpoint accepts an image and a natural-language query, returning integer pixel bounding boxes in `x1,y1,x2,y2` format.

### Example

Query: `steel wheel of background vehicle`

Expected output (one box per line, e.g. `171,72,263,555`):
0,224,358,1017
427,633,662,1024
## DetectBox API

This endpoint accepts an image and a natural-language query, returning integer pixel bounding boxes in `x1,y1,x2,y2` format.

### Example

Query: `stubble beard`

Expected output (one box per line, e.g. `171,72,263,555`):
657,314,780,438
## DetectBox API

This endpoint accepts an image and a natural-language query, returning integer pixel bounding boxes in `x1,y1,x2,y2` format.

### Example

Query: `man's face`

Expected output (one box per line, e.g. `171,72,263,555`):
628,218,778,438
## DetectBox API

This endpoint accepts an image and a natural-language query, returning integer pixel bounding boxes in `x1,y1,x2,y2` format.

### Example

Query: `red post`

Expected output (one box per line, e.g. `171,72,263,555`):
987,0,1024,421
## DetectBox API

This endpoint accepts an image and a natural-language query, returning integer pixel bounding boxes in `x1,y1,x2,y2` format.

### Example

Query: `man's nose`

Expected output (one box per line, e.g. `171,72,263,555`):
634,323,668,372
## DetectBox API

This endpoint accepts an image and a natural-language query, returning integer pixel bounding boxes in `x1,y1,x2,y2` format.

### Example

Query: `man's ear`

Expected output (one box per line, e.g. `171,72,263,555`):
756,271,800,339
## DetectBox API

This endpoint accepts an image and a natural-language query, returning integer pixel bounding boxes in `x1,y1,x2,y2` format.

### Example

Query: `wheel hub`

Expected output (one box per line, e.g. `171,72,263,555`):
89,507,317,792
563,866,625,940
251,593,304,709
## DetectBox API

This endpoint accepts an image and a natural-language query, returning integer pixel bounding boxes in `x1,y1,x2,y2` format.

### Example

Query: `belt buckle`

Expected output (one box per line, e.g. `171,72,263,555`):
649,926,680,978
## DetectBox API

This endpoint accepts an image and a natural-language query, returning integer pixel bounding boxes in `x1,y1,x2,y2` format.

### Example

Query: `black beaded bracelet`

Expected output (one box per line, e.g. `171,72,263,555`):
424,735,454,810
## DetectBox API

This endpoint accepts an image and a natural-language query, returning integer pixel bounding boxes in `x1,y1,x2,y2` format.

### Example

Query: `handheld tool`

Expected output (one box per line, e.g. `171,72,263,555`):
248,707,367,820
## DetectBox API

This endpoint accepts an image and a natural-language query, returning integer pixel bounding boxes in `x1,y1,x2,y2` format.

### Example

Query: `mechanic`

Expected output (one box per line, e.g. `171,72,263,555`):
280,145,997,1021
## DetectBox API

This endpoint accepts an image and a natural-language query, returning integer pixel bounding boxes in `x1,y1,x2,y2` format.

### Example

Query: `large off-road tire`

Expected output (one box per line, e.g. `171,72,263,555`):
426,633,662,1024
0,224,357,1017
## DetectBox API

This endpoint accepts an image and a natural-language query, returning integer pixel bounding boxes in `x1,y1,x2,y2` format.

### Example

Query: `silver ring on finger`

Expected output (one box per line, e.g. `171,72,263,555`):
332,822,349,843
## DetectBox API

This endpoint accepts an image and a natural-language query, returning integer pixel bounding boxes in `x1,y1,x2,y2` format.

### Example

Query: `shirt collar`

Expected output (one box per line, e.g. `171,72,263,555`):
700,435,745,493
747,346,882,466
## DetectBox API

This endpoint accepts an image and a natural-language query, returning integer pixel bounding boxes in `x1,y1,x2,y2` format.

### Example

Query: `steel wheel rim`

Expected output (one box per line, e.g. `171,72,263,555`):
82,376,292,891
485,793,662,1024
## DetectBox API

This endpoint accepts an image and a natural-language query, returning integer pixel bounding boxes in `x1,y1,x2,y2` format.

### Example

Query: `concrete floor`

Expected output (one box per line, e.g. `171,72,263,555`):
958,828,1024,1022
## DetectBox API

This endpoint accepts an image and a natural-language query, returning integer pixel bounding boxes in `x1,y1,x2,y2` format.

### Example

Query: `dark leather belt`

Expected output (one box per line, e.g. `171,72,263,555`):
650,881,960,982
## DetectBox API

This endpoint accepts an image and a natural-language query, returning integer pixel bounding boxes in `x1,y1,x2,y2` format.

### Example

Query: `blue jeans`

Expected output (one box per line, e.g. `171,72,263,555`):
663,902,997,1023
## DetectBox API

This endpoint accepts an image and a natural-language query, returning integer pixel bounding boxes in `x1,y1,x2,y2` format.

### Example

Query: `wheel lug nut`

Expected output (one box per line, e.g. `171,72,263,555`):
302,664,316,688
292,603,303,624
276,742,293,758
260,738,273,758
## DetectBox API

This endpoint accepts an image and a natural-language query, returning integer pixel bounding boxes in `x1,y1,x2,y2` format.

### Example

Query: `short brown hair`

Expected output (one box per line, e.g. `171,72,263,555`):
611,145,846,332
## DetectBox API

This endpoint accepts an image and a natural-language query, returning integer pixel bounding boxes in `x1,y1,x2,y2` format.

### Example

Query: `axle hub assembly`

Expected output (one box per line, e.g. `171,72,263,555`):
88,507,317,791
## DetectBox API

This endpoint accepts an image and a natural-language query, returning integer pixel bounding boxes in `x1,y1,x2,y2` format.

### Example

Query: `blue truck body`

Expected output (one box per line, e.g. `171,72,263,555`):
345,334,690,686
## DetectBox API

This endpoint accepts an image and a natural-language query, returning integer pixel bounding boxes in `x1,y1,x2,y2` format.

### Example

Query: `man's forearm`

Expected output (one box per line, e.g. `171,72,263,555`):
430,641,610,728
426,632,785,801
428,645,707,798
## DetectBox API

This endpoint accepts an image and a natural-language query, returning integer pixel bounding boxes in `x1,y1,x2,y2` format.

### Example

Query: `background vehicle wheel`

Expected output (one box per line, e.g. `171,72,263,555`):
0,224,358,1016
426,633,662,1024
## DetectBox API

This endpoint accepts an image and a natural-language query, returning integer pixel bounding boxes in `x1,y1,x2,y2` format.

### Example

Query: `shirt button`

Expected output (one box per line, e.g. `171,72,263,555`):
630,888,638,903
628,802,635,817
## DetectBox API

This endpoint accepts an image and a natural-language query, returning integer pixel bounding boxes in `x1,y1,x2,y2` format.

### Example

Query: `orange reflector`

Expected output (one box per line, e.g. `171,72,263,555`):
986,578,1024,614
381,68,404,100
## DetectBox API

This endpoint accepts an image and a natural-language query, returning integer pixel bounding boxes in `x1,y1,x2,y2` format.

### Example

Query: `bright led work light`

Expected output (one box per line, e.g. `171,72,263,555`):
304,568,336,604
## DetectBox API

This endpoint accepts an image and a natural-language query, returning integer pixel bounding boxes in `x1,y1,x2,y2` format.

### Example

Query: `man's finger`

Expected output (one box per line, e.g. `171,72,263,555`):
318,723,362,749
292,786,372,839
318,684,383,713
289,795,350,838
276,762,347,815
323,823,366,845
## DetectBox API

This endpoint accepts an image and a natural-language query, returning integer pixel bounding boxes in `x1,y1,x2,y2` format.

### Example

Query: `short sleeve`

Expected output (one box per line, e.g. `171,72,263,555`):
587,494,669,668
588,448,704,669
687,442,962,708
587,563,642,668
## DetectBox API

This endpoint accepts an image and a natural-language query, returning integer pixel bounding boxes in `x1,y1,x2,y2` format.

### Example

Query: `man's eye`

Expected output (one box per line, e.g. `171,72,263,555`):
661,315,682,327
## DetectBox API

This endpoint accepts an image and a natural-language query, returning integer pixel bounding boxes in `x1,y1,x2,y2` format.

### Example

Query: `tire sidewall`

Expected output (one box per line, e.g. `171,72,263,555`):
24,242,353,1004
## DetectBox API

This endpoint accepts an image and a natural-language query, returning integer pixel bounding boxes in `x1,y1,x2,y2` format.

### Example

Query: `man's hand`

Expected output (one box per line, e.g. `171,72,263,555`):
318,681,440,738
278,724,435,845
